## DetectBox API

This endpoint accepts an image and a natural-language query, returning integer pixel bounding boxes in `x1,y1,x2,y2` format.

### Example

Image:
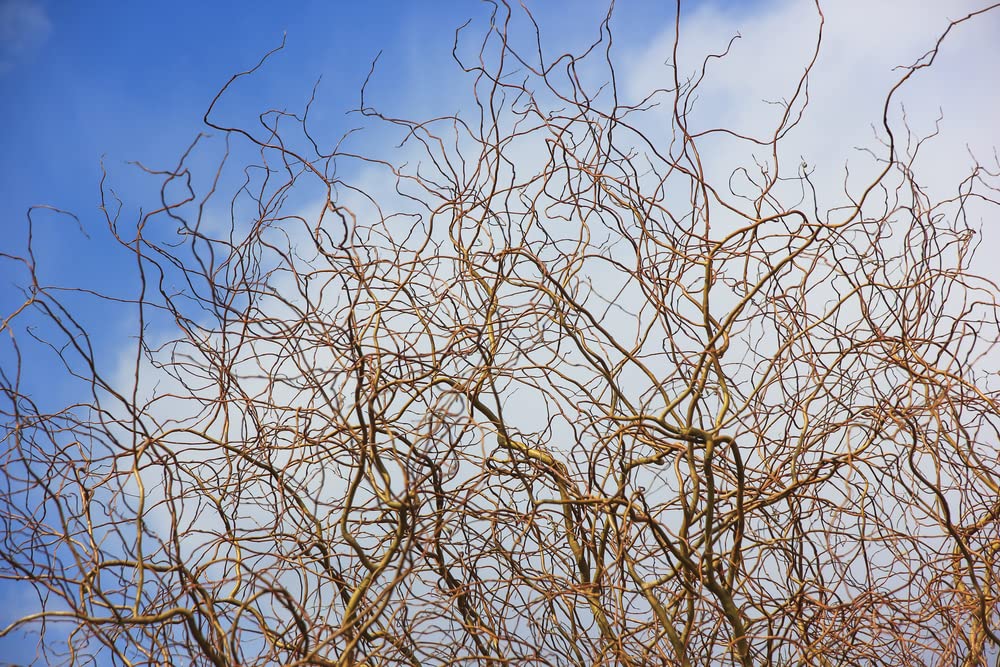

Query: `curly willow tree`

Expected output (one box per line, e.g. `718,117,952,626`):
3,2,1000,665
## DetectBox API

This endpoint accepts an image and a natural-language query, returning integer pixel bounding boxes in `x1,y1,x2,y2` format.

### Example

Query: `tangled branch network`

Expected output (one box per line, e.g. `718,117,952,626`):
3,2,1000,665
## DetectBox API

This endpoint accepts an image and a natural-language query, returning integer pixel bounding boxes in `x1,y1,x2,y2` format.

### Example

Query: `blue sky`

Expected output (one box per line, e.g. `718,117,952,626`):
0,2,693,662
0,1,469,313
1,0,998,664
0,0,698,410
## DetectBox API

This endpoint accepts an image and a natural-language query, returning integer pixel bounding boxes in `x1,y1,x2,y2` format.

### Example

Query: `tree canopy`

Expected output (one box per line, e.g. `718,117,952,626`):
2,2,1000,665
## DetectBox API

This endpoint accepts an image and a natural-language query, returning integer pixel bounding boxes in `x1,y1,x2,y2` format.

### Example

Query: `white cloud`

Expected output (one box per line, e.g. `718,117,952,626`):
664,6,989,160
0,0,51,73
623,0,1000,271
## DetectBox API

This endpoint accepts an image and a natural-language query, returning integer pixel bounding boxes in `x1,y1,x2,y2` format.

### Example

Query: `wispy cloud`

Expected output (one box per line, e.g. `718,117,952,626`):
623,0,1000,226
0,0,51,73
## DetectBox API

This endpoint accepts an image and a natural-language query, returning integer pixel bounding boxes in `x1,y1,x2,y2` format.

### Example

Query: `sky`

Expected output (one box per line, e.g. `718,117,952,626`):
4,0,995,401
0,0,689,410
1,0,998,664
0,3,684,662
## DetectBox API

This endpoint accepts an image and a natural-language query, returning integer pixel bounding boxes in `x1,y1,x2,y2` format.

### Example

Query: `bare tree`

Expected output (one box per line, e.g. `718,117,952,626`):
3,2,1000,665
